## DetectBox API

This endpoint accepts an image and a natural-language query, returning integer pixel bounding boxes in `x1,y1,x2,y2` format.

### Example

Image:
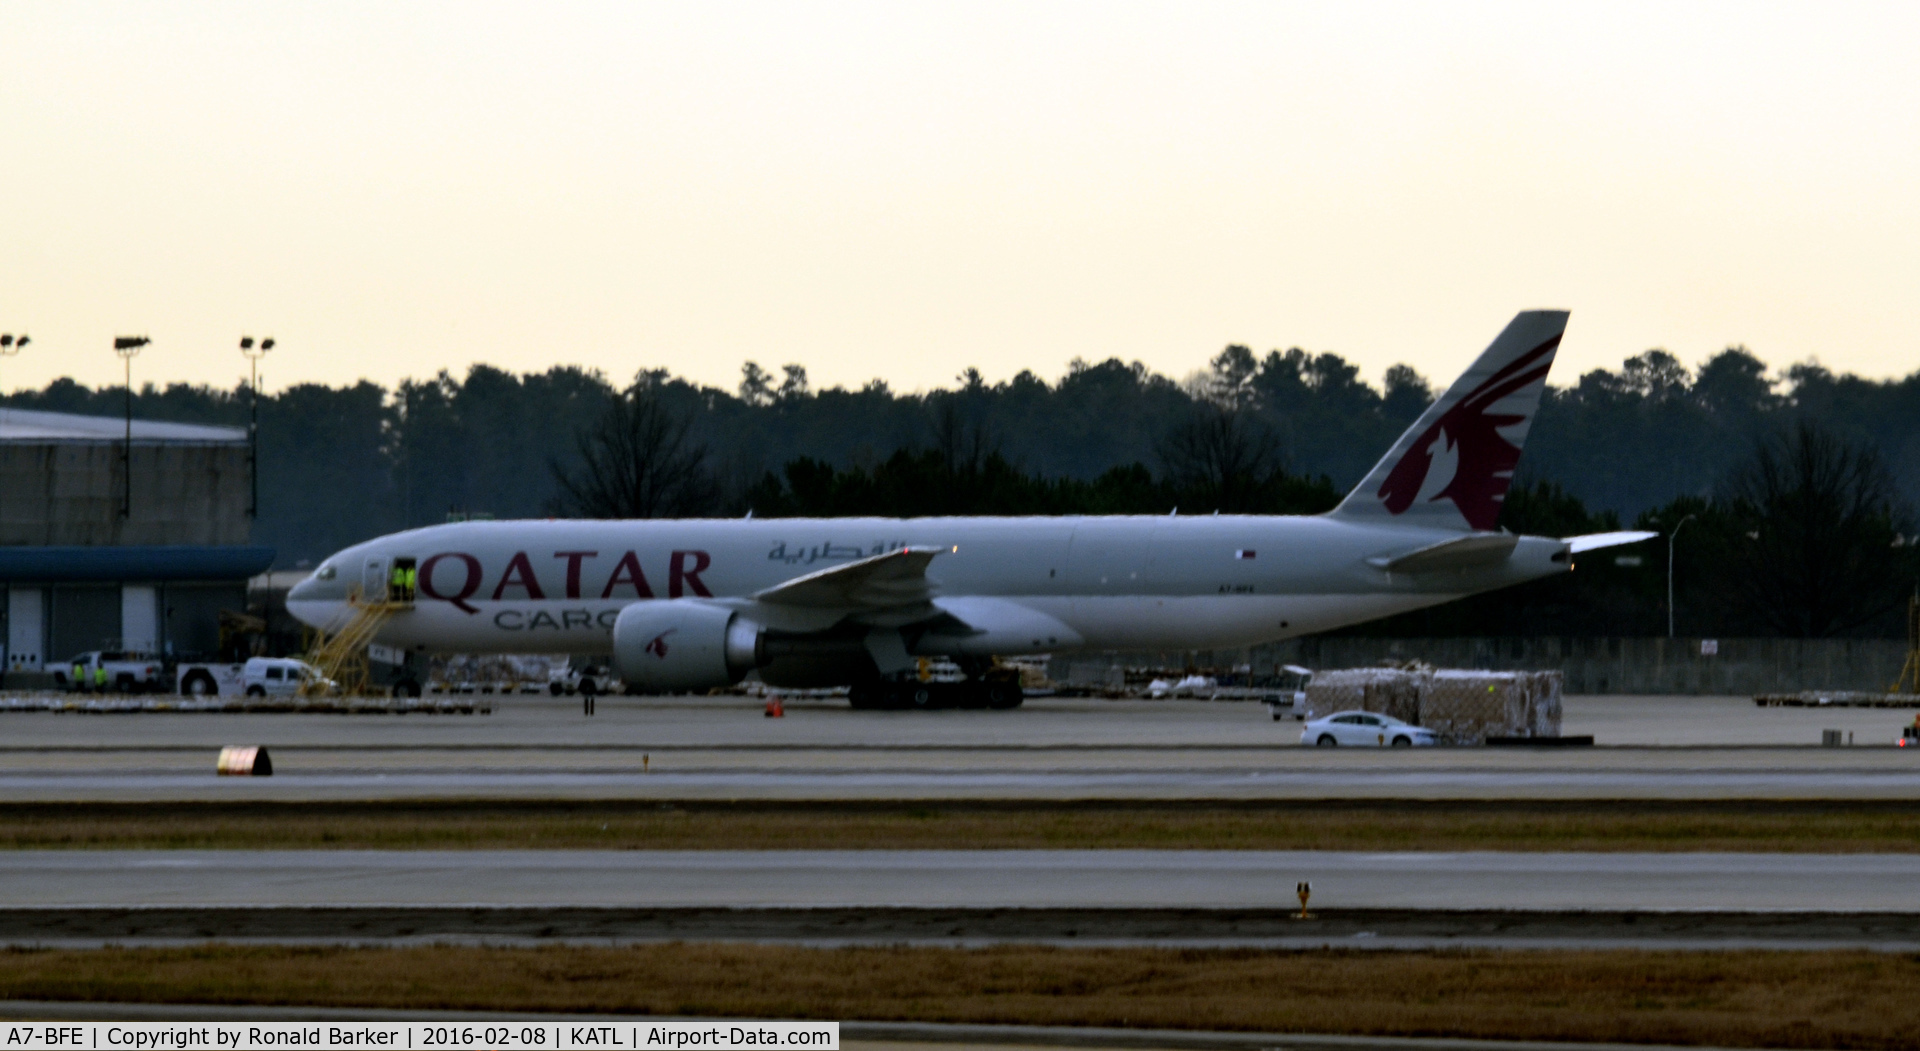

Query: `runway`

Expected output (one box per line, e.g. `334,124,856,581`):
6,849,1918,911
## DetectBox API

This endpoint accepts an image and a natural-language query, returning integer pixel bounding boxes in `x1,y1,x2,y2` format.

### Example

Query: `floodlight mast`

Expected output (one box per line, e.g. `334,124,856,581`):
0,334,21,526
114,336,150,520
240,337,273,519
0,333,24,395
1667,513,1698,639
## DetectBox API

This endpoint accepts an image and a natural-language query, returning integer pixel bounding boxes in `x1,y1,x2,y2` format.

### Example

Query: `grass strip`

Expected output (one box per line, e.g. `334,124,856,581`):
1,944,1915,1048
3,799,1920,852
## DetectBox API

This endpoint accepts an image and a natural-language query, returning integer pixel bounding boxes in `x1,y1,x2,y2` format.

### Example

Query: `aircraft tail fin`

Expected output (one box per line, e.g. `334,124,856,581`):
1329,310,1567,532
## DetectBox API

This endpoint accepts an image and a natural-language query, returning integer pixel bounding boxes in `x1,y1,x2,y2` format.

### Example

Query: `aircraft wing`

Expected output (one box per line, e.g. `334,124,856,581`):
1566,531,1659,553
753,546,946,610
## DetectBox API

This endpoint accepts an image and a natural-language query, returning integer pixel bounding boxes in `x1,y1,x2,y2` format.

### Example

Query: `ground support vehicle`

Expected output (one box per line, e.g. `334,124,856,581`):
238,657,334,697
847,664,1024,710
1265,665,1314,721
52,652,165,693
175,662,245,697
177,658,332,697
547,662,619,698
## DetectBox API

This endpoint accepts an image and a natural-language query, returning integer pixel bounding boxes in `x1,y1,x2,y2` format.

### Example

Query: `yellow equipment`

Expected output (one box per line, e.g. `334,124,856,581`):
1893,589,1920,696
217,609,268,659
299,588,410,697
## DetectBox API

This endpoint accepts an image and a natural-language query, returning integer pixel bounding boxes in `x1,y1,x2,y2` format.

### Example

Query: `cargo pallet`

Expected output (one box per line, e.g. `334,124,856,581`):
1754,692,1920,708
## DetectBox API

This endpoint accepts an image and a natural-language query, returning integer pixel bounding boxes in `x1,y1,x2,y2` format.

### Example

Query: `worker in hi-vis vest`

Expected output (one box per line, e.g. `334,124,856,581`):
71,661,85,693
93,665,107,691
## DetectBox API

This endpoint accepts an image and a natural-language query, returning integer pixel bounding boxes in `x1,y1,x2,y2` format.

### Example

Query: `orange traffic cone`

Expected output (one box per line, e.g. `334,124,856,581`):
764,696,785,718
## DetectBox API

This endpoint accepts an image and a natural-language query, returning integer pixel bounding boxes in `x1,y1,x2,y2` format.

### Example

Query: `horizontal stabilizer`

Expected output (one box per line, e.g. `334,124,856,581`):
1566,531,1658,554
1367,532,1518,573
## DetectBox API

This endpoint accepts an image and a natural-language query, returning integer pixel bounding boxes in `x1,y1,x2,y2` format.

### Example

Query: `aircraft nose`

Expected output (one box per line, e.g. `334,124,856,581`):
286,563,352,631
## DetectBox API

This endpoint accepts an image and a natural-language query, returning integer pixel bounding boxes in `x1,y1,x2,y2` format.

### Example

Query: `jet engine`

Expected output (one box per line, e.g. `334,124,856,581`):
611,600,764,693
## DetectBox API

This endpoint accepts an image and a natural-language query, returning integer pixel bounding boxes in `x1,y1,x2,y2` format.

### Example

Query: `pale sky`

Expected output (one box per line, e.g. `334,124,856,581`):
3,1,1917,397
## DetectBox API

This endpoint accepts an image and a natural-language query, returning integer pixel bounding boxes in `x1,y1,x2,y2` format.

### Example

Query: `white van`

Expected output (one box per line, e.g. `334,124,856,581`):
243,657,334,697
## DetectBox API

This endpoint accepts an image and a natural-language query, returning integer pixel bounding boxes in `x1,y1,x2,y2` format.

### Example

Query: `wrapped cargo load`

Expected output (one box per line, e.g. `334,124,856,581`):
1303,666,1564,745
1426,670,1525,745
1301,667,1426,724
1527,671,1564,738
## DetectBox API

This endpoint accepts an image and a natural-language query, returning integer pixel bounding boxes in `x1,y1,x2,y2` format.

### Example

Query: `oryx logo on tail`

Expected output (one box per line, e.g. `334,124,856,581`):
1330,310,1567,533
1378,335,1558,531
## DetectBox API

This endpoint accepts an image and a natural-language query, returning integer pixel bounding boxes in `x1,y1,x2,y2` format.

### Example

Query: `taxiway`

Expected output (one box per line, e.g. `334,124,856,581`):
5,849,1918,911
0,695,1916,801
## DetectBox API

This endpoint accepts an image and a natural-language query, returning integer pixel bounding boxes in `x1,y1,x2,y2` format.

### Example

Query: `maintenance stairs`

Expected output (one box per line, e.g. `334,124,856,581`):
1893,590,1920,696
300,590,410,697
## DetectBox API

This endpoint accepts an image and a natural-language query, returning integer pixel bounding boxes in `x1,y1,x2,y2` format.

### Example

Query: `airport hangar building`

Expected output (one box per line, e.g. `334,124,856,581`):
0,408,274,680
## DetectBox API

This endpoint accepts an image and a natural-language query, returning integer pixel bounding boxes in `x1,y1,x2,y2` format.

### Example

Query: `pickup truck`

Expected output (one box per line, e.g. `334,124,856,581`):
52,651,166,693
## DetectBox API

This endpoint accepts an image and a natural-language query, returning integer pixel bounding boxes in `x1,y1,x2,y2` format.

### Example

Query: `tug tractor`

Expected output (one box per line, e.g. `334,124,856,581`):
548,663,619,698
846,660,1024,710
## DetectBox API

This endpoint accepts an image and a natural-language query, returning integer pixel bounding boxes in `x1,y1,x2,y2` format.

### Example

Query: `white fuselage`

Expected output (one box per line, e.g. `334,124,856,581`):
287,514,1571,658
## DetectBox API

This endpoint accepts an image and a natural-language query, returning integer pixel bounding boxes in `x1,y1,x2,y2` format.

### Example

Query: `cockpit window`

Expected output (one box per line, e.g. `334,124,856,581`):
315,564,337,581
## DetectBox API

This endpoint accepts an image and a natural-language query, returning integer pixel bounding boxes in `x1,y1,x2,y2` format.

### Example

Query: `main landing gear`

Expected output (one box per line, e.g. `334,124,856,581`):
847,673,1024,711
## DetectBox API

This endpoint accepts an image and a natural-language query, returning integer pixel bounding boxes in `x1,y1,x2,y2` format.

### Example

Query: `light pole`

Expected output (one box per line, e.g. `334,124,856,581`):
114,336,149,519
1667,512,1698,639
0,335,23,528
0,334,26,395
240,337,273,519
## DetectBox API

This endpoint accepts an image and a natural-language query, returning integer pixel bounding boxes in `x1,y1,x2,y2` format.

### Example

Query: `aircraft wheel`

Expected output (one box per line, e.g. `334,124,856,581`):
907,684,935,709
1316,734,1338,747
985,681,1023,709
847,683,882,710
394,679,422,699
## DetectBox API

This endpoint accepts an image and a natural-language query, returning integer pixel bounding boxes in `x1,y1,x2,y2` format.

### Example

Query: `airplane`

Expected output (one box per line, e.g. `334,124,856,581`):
287,310,1653,708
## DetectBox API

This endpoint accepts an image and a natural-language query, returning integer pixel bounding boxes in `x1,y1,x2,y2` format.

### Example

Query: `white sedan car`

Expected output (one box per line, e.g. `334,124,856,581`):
1301,710,1440,747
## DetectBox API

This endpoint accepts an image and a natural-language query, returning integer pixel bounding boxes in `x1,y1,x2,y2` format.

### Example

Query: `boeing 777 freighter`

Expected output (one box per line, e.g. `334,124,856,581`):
288,311,1651,707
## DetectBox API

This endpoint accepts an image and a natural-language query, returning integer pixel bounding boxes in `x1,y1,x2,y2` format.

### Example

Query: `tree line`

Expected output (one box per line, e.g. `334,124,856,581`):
7,340,1917,637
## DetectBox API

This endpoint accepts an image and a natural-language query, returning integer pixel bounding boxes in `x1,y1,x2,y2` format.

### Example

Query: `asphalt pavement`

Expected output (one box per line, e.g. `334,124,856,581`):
6,905,1917,951
4,849,1917,911
2,695,1918,800
0,1004,1733,1051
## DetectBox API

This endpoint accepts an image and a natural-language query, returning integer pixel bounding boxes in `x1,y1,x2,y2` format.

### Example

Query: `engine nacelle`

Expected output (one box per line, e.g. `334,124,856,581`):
611,600,763,693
